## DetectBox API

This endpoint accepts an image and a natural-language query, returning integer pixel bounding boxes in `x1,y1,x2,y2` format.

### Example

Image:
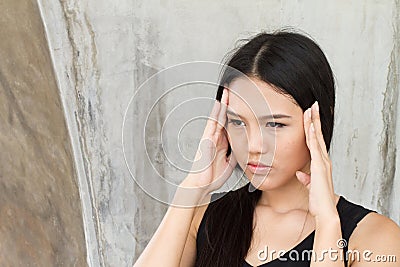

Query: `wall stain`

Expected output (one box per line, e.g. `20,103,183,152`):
59,0,106,265
377,0,399,216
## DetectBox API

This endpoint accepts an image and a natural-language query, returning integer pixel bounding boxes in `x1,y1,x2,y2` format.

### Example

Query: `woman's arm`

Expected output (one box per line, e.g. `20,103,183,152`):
134,89,236,266
299,102,400,266
296,102,344,266
312,213,344,266
134,181,207,267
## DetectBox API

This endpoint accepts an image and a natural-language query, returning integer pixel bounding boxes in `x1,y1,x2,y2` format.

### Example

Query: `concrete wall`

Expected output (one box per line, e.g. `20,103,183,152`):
0,0,87,266
1,0,398,266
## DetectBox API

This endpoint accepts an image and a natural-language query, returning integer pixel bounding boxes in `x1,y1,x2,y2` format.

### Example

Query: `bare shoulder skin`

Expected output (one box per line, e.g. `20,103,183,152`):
348,212,400,266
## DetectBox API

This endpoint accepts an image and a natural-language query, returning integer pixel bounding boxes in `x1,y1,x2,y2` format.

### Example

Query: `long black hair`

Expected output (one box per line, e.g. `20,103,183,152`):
195,30,335,267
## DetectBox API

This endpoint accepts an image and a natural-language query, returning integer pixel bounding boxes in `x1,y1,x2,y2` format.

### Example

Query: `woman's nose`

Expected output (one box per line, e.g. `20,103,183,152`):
247,126,269,154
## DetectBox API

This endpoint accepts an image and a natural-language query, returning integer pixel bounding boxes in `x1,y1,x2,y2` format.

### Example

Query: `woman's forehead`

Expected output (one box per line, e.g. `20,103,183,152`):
226,77,299,116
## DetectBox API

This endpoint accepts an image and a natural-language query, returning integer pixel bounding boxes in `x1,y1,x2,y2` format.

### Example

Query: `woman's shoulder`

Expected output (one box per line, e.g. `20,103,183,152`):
338,195,400,238
192,190,231,234
192,190,230,235
350,209,400,245
336,196,375,227
342,197,400,265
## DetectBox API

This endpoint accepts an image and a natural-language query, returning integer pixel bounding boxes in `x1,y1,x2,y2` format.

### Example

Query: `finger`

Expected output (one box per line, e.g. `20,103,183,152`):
311,101,328,157
310,102,335,191
216,88,229,132
212,152,237,188
296,170,311,188
303,108,312,149
309,122,335,195
192,138,215,173
215,152,237,184
203,99,221,137
308,122,324,165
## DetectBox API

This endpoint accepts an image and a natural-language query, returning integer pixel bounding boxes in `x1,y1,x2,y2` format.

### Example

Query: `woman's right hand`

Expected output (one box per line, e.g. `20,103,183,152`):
181,88,237,195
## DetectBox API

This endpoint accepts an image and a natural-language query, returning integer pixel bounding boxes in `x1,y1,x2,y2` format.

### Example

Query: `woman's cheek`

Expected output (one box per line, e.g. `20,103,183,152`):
277,132,309,161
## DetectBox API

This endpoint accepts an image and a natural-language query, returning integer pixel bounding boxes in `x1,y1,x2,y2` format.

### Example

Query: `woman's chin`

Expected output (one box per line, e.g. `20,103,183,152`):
245,172,271,190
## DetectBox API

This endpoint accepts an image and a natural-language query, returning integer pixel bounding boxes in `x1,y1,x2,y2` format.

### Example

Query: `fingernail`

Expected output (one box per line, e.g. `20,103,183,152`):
310,123,315,132
315,101,319,112
308,108,311,118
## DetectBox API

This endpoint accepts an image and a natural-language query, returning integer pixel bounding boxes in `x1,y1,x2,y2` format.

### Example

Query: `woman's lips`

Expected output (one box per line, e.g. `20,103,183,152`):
247,163,272,174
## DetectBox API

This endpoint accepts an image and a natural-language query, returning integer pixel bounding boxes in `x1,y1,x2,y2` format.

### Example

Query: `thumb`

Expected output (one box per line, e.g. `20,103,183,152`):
296,171,311,187
192,138,215,172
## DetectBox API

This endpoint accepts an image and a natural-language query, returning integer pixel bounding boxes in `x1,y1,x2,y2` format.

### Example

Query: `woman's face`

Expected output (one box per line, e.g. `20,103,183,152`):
226,77,311,190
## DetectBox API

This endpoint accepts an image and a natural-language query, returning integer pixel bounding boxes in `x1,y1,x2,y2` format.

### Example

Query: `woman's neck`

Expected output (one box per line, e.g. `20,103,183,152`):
256,177,309,213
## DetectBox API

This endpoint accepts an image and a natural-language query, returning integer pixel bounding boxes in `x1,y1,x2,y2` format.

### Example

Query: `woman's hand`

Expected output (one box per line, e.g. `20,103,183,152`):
181,88,237,195
295,101,338,221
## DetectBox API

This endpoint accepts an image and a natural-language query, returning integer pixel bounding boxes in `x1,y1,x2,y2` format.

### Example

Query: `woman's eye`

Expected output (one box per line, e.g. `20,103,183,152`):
228,119,246,127
266,122,285,128
228,120,285,128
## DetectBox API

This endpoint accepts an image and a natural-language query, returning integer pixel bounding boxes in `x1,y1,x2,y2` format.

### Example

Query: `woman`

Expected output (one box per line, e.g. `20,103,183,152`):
134,30,400,267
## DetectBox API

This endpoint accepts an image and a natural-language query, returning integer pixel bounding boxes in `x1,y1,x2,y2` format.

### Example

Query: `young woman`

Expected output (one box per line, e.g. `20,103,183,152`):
134,30,400,267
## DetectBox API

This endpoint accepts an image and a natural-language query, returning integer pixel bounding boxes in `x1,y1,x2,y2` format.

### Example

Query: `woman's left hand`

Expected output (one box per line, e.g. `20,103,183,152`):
295,101,338,221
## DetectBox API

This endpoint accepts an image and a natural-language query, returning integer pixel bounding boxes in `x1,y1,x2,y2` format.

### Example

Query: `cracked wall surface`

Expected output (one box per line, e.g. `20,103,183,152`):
0,0,87,266
377,0,400,218
33,0,400,266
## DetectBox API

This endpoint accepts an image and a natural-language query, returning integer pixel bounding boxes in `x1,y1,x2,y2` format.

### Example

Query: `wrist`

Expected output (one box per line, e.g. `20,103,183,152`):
173,178,210,206
180,175,211,192
315,211,340,226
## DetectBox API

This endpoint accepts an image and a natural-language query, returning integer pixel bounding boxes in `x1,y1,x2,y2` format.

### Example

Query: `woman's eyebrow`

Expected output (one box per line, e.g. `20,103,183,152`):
226,109,292,119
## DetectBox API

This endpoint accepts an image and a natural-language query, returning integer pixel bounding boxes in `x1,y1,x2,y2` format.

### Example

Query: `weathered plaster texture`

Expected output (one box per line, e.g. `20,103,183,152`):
38,0,140,266
0,0,87,265
36,0,400,266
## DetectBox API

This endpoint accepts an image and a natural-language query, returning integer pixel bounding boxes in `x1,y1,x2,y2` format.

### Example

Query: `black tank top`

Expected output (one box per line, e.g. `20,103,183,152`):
196,191,375,267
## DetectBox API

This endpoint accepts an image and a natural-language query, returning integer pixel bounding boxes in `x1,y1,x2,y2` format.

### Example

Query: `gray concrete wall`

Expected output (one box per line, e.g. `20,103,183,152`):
2,0,398,266
0,0,87,266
